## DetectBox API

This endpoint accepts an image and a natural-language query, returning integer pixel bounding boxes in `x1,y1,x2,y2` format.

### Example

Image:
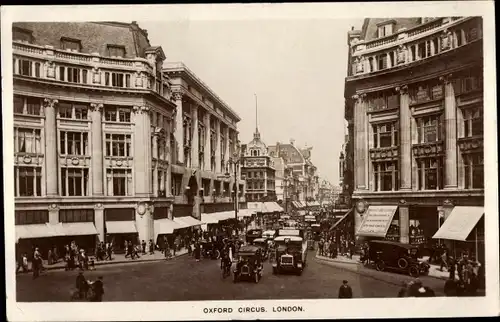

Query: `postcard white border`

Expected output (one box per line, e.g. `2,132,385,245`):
2,2,498,321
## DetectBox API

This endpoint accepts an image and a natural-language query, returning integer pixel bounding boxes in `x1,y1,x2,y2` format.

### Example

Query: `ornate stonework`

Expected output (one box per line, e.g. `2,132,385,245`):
396,85,408,94
355,57,364,74
369,147,399,161
90,103,103,112
396,45,407,64
133,105,150,114
43,98,58,108
439,74,453,85
441,29,453,51
412,142,445,158
458,136,483,153
172,91,184,101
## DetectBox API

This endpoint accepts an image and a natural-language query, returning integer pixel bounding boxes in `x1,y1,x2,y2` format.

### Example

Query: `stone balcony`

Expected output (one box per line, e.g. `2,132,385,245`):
12,40,170,96
348,17,482,78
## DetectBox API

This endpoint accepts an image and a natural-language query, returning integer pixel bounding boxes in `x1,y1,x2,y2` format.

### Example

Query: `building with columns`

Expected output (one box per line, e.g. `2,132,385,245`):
344,17,484,260
12,22,245,255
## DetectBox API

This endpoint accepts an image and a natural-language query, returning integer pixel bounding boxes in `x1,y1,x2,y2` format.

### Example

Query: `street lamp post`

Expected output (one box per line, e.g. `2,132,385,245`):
220,145,242,236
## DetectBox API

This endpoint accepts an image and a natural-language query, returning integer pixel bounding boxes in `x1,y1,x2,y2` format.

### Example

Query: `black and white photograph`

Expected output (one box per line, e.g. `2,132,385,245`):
2,2,498,321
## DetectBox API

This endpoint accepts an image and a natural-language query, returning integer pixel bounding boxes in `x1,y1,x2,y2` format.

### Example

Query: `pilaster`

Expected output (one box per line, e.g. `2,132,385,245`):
441,74,458,189
215,119,222,173
399,201,410,244
94,203,105,242
203,113,211,171
191,105,199,168
224,126,230,172
172,91,184,164
133,105,151,197
353,94,367,190
152,134,158,196
44,98,58,196
135,202,154,243
90,103,104,196
397,85,412,191
48,203,59,225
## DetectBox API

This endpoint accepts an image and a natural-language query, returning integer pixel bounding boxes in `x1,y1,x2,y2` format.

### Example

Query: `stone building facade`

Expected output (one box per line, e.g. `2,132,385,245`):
12,22,244,253
344,17,484,258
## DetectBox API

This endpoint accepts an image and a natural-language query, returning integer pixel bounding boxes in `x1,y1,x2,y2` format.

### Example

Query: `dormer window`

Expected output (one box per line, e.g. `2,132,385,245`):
107,45,126,58
60,37,82,52
13,27,33,43
377,20,396,38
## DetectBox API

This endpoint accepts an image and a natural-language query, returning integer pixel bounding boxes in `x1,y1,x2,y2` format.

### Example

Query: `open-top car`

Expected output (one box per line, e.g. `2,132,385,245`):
233,245,263,283
368,240,430,277
272,229,308,275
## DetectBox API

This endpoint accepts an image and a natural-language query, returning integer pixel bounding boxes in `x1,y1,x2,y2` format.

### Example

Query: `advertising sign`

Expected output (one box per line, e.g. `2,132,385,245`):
357,205,398,237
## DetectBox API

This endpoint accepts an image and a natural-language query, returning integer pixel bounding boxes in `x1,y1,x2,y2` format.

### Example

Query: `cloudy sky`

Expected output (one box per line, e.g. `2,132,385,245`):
140,18,363,185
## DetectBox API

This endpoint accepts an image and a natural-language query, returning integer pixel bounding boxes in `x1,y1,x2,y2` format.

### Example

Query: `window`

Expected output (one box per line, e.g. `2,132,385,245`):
15,210,48,225
14,96,42,115
418,158,443,190
183,115,192,146
14,128,42,154
464,153,484,189
104,106,131,122
105,133,132,157
417,114,443,143
59,209,94,223
57,66,89,83
463,108,483,137
58,102,73,118
373,122,398,148
15,166,42,197
378,24,393,38
67,67,81,83
12,27,33,43
60,131,89,155
61,168,89,196
368,91,399,111
74,104,88,120
171,174,183,196
20,59,31,76
60,37,81,52
377,54,387,70
107,45,126,58
107,169,131,196
373,162,398,191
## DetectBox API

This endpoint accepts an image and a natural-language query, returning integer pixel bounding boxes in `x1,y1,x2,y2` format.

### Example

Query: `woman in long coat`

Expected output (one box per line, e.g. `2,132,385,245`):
194,241,201,262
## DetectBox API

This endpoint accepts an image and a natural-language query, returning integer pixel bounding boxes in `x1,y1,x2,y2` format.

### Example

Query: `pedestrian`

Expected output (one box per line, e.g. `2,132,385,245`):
105,242,113,261
449,256,456,280
338,280,353,298
47,249,53,265
444,278,458,297
32,247,42,279
194,241,201,262
124,240,130,258
76,272,89,300
440,249,449,272
148,239,154,255
318,239,324,257
397,281,408,297
91,276,104,302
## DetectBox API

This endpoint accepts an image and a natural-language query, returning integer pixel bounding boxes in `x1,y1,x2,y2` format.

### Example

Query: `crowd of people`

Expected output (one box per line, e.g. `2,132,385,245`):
317,232,356,260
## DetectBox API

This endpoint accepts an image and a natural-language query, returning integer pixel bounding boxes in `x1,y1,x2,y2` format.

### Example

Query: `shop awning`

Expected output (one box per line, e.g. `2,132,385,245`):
357,205,398,237
60,222,98,236
263,202,284,212
432,206,484,241
106,221,137,234
331,209,353,230
154,219,181,240
201,213,221,224
237,209,254,218
15,223,61,242
174,216,203,228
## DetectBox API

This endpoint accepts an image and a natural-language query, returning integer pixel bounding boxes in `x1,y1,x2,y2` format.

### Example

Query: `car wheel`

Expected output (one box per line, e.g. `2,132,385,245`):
409,266,420,278
398,258,409,270
375,260,385,271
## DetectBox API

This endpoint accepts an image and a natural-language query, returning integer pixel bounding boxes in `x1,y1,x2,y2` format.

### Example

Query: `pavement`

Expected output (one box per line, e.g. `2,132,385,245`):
17,251,419,301
20,249,189,272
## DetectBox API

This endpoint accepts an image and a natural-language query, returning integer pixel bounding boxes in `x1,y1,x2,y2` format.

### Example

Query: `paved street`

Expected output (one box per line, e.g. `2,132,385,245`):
16,252,445,302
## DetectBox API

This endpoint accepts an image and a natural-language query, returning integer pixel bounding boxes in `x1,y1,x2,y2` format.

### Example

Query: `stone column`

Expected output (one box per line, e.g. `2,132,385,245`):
398,85,412,190
224,126,230,171
43,98,58,197
399,203,410,244
166,118,173,197
191,105,199,168
152,134,158,196
442,75,458,189
133,105,151,197
172,91,184,164
94,204,105,242
203,113,211,171
353,94,367,190
90,103,104,196
215,119,222,173
135,202,153,243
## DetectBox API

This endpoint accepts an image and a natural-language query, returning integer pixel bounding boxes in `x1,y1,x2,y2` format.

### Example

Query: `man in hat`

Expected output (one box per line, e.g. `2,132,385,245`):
76,271,89,300
91,276,104,302
338,280,353,298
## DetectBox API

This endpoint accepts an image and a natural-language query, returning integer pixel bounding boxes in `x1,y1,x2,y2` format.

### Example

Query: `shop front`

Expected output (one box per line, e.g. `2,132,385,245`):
104,208,138,253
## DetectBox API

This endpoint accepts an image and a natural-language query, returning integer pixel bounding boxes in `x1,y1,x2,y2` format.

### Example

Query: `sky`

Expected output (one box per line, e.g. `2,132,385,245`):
140,18,363,185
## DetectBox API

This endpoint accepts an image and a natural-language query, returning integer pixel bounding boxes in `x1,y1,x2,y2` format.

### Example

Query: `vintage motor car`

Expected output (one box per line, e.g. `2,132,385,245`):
200,240,221,260
252,238,269,260
233,245,263,283
245,229,263,245
272,234,307,275
368,240,430,277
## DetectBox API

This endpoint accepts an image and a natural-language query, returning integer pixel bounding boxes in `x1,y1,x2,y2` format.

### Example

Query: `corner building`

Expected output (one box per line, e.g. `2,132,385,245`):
344,17,484,261
13,22,244,254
